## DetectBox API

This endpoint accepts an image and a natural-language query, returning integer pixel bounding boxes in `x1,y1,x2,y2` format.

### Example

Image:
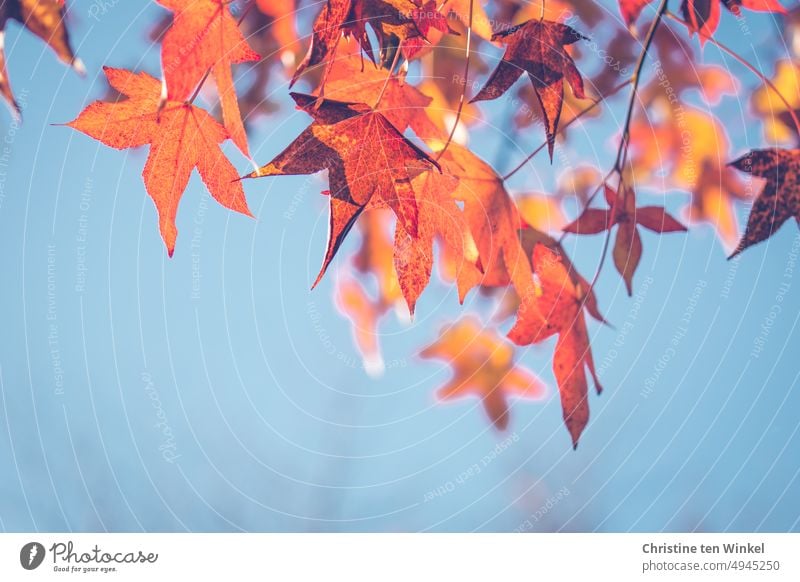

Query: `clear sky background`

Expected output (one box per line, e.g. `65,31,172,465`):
0,1,799,532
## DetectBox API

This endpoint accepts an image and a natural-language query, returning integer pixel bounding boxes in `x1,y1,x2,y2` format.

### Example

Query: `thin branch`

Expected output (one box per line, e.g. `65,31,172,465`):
614,0,669,173
501,78,632,182
584,0,668,300
187,0,255,105
665,10,800,137
374,40,403,109
434,0,474,162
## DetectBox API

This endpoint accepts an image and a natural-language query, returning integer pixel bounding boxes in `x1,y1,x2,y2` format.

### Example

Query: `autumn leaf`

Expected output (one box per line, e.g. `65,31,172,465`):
354,0,455,61
681,0,786,41
400,158,482,312
729,148,800,257
318,55,444,140
157,0,260,156
519,227,606,324
243,93,439,295
402,0,457,59
515,192,566,233
629,99,746,248
352,209,404,308
470,19,587,160
0,0,83,115
508,244,602,448
564,184,686,295
435,143,536,306
336,276,387,376
620,0,786,39
421,317,545,430
751,59,800,144
292,0,453,87
291,0,351,87
66,67,252,255
428,143,607,329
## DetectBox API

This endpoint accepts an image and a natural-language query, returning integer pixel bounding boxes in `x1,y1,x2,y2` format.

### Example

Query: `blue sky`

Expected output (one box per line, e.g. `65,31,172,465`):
0,0,799,532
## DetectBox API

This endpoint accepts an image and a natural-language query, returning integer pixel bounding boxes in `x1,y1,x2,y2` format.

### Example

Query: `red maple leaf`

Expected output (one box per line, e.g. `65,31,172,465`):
729,148,800,257
564,184,686,295
470,19,587,160
66,67,252,255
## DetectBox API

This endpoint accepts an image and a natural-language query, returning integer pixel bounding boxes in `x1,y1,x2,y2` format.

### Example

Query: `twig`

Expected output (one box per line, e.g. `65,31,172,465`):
585,0,668,298
501,78,632,182
434,0,474,162
374,41,403,109
187,0,256,105
613,0,669,173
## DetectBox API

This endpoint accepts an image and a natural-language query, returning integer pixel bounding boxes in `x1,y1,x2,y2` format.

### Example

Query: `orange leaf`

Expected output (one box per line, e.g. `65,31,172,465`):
158,0,260,156
0,0,83,115
352,209,404,308
435,144,536,305
518,228,607,324
508,244,602,448
320,55,445,141
629,100,745,249
336,276,387,376
421,317,545,430
66,67,252,255
243,93,439,294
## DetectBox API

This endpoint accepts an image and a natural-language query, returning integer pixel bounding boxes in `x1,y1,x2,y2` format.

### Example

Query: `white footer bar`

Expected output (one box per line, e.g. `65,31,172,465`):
1,533,798,581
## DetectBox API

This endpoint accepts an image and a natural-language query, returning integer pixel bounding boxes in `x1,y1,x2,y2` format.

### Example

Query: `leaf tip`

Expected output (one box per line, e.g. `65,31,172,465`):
72,58,87,77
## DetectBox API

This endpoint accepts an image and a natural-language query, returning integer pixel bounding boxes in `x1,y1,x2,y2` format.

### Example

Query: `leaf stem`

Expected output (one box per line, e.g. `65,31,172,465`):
374,40,403,109
187,0,255,106
665,10,800,137
434,0,474,162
